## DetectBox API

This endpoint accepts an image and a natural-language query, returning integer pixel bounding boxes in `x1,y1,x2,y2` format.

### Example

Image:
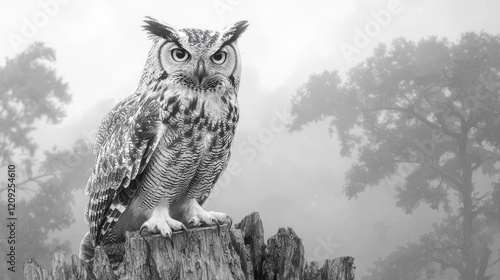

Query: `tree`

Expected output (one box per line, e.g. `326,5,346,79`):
0,42,71,167
289,32,500,279
0,43,93,279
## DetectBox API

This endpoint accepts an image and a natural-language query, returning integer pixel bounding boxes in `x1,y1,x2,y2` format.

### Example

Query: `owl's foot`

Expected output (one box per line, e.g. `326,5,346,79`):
140,208,185,241
180,199,232,234
187,211,232,229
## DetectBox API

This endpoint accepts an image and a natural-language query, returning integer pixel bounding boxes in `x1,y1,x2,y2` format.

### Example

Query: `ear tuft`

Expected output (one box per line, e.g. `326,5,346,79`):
222,20,249,46
142,16,178,41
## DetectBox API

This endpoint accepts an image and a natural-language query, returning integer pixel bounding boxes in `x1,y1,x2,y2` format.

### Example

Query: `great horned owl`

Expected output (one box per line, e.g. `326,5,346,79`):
79,17,248,263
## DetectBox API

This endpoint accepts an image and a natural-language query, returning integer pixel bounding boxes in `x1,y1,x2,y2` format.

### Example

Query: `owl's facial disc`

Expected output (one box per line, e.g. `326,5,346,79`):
159,42,236,92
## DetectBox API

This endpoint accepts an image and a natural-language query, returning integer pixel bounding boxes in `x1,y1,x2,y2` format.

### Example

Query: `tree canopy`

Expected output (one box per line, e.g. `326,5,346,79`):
0,43,93,280
0,42,71,167
290,32,500,279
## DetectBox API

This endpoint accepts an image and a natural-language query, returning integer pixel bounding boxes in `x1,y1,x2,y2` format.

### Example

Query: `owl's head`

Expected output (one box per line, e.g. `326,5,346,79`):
141,17,248,93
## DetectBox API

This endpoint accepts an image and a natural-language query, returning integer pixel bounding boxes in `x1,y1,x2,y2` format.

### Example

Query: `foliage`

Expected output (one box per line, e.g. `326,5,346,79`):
0,42,71,168
364,216,496,280
0,43,93,279
290,32,500,279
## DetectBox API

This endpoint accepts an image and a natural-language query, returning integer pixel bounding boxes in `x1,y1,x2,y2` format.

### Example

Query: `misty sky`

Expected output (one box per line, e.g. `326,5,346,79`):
2,0,500,277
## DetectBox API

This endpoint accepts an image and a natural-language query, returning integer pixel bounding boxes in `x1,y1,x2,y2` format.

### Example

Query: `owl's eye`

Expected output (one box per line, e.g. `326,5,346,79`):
171,48,190,62
211,51,227,64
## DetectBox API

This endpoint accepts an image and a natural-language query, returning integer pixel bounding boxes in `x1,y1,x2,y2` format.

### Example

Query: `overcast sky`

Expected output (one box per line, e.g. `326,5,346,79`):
3,0,500,277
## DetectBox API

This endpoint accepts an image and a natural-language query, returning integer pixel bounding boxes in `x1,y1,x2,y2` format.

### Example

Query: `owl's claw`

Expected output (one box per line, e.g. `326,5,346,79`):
187,217,198,228
183,199,232,235
140,213,184,248
227,215,233,229
140,226,150,237
186,210,232,234
211,217,220,235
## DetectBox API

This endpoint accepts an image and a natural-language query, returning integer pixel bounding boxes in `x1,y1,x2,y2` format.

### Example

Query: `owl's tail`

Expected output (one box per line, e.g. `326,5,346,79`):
79,232,95,261
79,232,124,270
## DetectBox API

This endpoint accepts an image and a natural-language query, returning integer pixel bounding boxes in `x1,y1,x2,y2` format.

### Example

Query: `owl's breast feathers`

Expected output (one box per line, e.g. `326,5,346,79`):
154,87,239,202
84,85,238,247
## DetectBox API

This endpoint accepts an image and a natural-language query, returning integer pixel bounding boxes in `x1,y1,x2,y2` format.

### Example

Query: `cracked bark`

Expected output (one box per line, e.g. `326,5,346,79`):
23,212,355,280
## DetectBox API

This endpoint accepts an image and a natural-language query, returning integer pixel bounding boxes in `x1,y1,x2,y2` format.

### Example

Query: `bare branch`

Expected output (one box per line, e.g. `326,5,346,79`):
487,256,500,268
429,257,464,276
440,215,462,234
389,159,463,191
17,173,57,187
362,106,461,139
426,162,463,190
472,155,500,171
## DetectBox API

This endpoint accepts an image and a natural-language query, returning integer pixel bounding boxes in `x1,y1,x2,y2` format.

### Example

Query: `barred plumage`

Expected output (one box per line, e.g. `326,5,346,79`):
79,17,248,263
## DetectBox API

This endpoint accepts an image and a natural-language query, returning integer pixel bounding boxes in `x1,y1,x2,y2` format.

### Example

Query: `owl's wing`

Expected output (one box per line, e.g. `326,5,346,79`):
84,92,164,243
196,151,232,206
93,96,136,155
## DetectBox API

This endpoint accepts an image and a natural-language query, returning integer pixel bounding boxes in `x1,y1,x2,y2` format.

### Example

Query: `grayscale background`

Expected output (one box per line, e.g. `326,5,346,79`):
1,1,499,279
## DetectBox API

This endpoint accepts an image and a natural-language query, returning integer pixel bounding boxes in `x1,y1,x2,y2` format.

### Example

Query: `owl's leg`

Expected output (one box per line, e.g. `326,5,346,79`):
140,206,186,240
172,198,232,229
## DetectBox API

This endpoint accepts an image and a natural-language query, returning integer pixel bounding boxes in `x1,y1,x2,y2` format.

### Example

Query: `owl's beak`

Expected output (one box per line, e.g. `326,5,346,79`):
195,59,206,84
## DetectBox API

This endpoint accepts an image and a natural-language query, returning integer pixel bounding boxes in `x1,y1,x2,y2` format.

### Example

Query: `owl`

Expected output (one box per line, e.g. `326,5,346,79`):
79,17,248,263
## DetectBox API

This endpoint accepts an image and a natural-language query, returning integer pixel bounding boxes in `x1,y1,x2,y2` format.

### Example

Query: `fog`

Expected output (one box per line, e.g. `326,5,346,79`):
2,0,500,279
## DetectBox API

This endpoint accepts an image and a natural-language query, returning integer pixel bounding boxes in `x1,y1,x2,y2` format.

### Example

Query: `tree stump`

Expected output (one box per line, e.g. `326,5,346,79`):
117,225,245,279
262,227,304,279
23,212,355,280
303,258,355,280
235,212,266,279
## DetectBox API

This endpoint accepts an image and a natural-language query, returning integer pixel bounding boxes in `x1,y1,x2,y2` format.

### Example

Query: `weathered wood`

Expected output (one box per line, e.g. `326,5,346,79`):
321,257,355,280
93,247,114,280
303,261,322,280
117,225,245,279
303,257,355,280
229,227,255,280
23,212,356,280
23,258,45,280
235,212,266,279
262,227,305,280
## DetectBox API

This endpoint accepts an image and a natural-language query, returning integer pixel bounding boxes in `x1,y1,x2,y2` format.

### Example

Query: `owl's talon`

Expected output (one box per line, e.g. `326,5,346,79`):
183,199,232,234
210,217,220,235
140,212,182,242
140,226,149,237
227,215,233,228
187,217,200,228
